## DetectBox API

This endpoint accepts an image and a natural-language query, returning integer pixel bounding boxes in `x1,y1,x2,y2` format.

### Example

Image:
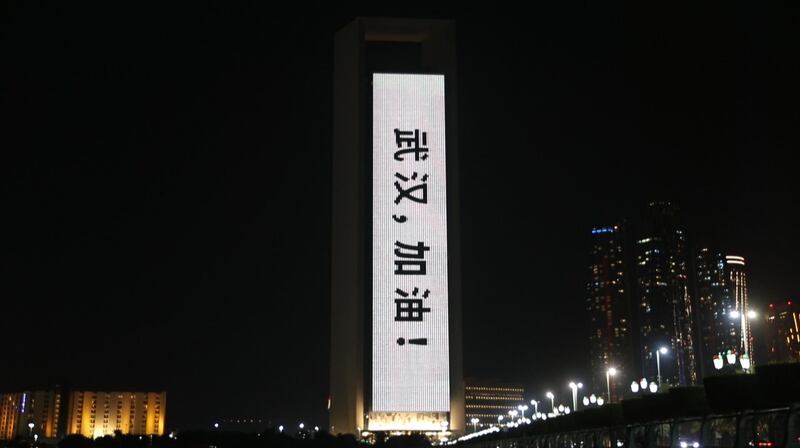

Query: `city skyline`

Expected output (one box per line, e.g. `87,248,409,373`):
2,6,791,433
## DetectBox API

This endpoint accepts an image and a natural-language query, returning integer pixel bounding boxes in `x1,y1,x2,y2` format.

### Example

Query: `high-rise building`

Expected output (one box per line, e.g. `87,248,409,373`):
695,250,753,376
330,18,463,435
726,256,754,360
586,224,632,402
463,382,524,428
0,389,63,440
0,393,17,440
635,202,697,386
65,391,166,438
765,299,800,364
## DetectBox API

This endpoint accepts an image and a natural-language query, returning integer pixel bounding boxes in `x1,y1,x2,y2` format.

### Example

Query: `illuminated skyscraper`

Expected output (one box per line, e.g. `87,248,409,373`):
695,249,737,376
330,18,463,435
0,390,63,441
586,224,632,401
635,202,697,386
463,382,524,426
726,255,753,360
765,299,800,364
695,250,752,376
65,391,166,438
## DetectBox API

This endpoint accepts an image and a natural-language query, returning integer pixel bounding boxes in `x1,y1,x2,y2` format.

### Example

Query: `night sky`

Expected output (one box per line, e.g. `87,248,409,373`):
2,5,793,432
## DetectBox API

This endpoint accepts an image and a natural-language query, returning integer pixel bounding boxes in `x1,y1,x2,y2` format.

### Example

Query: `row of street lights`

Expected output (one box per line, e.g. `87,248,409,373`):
469,347,676,433
473,314,758,437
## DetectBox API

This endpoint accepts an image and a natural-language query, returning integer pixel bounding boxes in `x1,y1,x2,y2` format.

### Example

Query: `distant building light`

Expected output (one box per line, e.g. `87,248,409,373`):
726,255,745,265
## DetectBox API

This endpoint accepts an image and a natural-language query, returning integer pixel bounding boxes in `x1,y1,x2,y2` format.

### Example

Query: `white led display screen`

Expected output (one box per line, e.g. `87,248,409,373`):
372,73,450,413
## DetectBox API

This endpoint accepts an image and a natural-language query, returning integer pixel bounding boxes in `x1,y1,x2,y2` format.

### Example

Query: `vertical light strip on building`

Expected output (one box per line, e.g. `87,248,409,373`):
372,73,450,414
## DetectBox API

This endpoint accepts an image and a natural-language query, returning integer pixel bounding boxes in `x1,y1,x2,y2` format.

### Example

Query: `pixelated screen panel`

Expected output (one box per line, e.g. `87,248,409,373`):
372,73,450,413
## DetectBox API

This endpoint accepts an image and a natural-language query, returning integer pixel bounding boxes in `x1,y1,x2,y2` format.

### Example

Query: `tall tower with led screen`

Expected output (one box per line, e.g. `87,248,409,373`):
329,18,463,436
586,224,633,402
635,202,697,386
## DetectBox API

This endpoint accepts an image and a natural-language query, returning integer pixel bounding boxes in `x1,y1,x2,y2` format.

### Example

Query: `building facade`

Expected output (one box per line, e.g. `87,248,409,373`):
726,256,753,361
464,382,524,428
0,390,63,440
586,224,633,402
635,202,697,386
765,299,800,364
65,391,166,438
695,250,752,376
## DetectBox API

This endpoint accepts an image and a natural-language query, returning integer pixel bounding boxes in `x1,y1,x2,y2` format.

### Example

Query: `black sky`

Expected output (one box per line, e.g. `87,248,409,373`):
1,4,794,432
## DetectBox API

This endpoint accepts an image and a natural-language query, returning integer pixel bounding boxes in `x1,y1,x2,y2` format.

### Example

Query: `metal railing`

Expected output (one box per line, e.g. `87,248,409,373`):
457,406,800,448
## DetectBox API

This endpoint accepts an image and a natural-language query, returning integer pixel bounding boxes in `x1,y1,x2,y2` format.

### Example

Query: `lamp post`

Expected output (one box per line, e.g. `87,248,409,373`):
656,347,668,387
726,349,737,365
568,382,583,411
517,405,528,420
470,418,479,433
605,368,617,402
27,422,34,440
546,392,555,413
713,354,724,370
740,353,752,372
530,399,539,415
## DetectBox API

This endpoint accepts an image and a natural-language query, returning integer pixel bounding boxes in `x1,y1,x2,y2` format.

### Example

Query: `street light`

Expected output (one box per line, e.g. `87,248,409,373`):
530,399,539,414
517,405,528,419
508,410,517,422
740,353,752,372
656,347,668,387
568,382,583,411
470,418,479,432
27,422,34,439
713,354,724,370
726,350,737,365
606,368,617,402
546,391,555,412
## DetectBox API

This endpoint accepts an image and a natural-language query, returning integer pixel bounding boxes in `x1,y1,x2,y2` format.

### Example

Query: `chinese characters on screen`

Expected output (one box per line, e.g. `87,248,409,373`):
393,128,432,348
